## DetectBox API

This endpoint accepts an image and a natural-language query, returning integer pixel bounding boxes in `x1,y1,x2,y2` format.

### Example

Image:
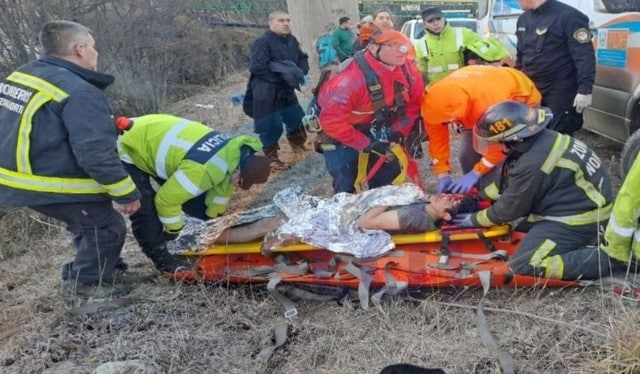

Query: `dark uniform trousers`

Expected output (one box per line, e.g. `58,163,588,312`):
542,81,583,136
323,143,402,193
510,220,615,280
124,163,207,253
251,82,305,149
31,201,127,283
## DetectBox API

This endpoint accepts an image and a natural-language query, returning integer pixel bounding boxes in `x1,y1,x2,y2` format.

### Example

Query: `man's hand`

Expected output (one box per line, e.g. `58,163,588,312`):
115,199,141,216
573,93,592,113
448,171,481,194
437,176,453,193
451,213,475,228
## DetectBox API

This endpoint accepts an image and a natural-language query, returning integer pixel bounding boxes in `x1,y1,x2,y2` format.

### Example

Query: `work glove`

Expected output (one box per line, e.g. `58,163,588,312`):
451,213,475,228
366,141,390,156
448,171,481,194
573,93,592,114
387,131,403,144
231,93,245,107
437,175,453,193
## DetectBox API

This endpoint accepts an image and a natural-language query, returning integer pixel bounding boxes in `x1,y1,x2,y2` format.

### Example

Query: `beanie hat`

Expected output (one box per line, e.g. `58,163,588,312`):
238,146,270,190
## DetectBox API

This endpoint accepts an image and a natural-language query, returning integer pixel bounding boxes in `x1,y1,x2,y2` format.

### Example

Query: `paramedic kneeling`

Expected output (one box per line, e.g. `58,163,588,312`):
454,100,621,280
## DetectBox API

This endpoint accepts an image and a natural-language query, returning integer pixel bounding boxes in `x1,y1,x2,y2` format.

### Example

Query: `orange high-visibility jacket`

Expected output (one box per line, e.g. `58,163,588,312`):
421,65,541,176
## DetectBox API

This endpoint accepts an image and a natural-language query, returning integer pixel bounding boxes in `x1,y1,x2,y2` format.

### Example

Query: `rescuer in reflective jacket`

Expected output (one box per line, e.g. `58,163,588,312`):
117,114,271,274
456,101,617,280
602,154,640,265
0,21,140,298
422,38,540,196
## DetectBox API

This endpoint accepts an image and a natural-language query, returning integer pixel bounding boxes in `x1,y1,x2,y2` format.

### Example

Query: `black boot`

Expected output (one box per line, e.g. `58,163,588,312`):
286,128,307,152
263,143,288,170
142,243,192,273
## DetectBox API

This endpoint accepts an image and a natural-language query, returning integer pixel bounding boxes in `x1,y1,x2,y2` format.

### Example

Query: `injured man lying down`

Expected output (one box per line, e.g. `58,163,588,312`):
168,183,482,259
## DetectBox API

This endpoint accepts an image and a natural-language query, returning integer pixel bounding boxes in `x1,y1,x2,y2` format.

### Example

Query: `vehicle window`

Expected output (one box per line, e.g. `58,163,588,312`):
449,20,477,32
415,22,425,39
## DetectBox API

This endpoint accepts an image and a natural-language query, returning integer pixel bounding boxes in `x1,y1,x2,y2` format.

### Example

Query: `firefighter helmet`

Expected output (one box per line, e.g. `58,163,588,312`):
473,100,552,153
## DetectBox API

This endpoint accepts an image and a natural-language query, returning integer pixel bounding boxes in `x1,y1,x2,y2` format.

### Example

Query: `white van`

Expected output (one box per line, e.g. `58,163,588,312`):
488,0,640,174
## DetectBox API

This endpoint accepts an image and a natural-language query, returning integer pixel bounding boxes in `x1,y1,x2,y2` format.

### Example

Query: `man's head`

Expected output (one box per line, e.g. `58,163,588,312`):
516,0,547,11
366,29,411,67
373,10,393,31
268,11,291,36
421,7,445,35
237,146,271,190
339,16,351,29
427,194,462,222
39,20,98,71
463,39,510,66
473,100,552,154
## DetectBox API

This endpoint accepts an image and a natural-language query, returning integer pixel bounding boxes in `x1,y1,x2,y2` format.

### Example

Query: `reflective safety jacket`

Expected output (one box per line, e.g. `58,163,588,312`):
422,66,542,177
0,56,139,207
415,23,481,84
602,154,640,263
317,52,424,150
469,130,612,227
118,114,263,233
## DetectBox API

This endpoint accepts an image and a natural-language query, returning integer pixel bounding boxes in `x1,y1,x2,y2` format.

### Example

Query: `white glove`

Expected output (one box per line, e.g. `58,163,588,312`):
573,93,592,114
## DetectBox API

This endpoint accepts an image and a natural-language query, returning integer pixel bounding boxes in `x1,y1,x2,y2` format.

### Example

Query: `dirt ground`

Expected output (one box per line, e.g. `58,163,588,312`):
0,71,639,374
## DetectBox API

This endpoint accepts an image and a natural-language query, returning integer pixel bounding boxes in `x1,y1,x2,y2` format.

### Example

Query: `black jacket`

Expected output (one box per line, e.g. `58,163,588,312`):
515,0,595,95
249,30,309,86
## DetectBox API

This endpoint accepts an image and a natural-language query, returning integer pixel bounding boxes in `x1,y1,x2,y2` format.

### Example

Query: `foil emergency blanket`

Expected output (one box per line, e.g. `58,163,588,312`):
168,183,426,258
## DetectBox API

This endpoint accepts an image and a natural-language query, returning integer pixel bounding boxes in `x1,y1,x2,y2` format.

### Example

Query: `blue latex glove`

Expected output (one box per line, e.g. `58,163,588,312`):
437,176,453,193
301,75,308,87
451,213,475,228
231,93,245,107
448,171,481,194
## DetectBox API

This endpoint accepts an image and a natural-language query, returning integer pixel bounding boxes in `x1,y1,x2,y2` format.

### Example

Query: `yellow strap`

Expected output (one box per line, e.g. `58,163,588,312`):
389,144,409,186
354,151,370,193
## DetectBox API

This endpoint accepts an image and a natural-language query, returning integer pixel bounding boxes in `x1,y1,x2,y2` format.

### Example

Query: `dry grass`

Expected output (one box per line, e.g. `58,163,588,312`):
0,71,638,373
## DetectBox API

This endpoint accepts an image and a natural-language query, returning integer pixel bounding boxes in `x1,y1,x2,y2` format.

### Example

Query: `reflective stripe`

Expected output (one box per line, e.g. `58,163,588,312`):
208,155,228,174
16,93,49,173
174,169,203,196
540,134,570,174
607,214,636,238
455,27,462,50
174,139,192,151
8,72,68,101
528,204,611,226
103,176,137,197
120,153,134,164
542,255,564,279
556,158,607,207
155,119,193,179
480,157,495,168
159,214,183,225
446,64,460,70
7,72,69,174
475,209,495,226
483,183,500,201
427,66,443,73
529,239,556,267
212,196,230,205
0,166,104,194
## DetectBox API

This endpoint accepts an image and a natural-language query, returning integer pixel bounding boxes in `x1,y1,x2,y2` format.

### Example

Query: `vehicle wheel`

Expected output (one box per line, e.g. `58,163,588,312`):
620,128,640,178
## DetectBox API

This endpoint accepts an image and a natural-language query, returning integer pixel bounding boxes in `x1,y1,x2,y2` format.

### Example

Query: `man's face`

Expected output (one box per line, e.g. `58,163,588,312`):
369,41,408,67
341,20,351,29
423,17,445,34
517,0,545,10
429,194,461,220
76,34,98,71
269,13,291,36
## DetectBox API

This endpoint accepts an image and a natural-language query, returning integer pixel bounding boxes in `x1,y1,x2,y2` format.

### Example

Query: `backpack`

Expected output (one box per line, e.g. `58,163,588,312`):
315,33,338,70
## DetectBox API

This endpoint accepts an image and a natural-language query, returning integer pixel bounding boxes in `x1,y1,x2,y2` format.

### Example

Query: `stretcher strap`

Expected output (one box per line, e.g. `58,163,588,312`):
448,249,508,262
257,323,289,359
476,271,516,374
345,262,372,310
372,262,408,302
267,274,298,318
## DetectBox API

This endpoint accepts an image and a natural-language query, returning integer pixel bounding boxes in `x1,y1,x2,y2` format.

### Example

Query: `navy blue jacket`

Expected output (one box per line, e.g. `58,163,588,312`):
0,56,140,206
249,30,309,86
